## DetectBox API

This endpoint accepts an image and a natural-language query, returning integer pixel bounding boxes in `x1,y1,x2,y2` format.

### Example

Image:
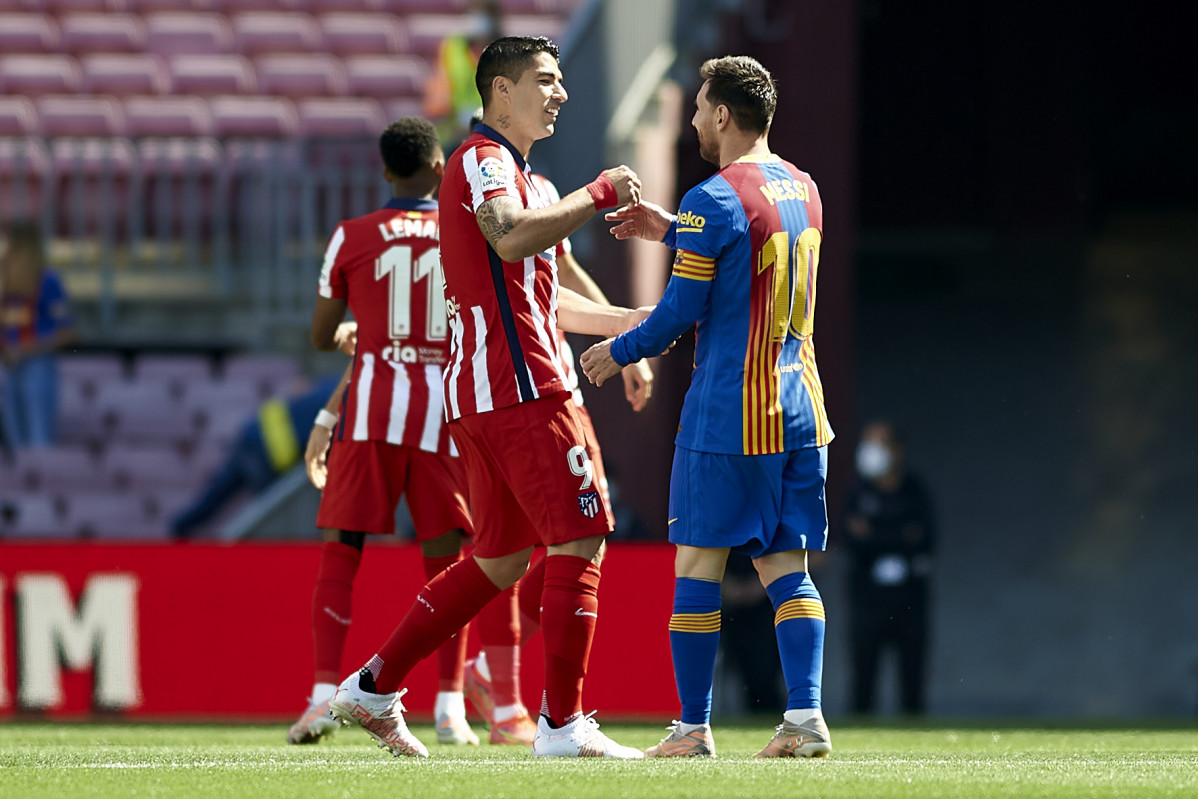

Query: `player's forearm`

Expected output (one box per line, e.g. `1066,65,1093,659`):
481,191,597,263
324,362,353,413
610,278,707,365
557,286,632,337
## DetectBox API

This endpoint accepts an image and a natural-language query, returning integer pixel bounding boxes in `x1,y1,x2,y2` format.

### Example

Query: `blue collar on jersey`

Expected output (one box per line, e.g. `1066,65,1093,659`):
473,123,528,171
383,197,437,211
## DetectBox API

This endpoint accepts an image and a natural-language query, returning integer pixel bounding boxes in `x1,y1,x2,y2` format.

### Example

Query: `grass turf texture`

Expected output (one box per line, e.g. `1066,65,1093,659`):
1,721,1196,799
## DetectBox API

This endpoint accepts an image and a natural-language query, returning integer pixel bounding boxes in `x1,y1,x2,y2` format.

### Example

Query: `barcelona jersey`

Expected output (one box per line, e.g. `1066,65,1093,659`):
611,154,834,455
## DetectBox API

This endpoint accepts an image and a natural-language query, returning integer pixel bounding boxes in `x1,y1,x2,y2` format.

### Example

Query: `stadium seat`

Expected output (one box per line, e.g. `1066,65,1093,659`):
306,0,389,13
382,0,468,12
80,53,170,96
168,54,256,96
0,54,83,97
209,0,305,11
123,96,214,137
43,0,126,12
0,97,38,136
36,95,127,138
381,97,423,125
297,97,387,138
222,353,302,398
403,15,471,58
58,13,148,54
343,55,427,99
0,494,72,539
504,13,567,41
102,442,196,490
67,491,165,540
209,95,299,137
184,380,259,443
92,378,191,444
56,383,108,445
144,12,234,56
254,53,348,98
13,446,108,493
131,353,218,394
317,12,407,56
231,12,322,55
0,13,61,53
59,352,128,388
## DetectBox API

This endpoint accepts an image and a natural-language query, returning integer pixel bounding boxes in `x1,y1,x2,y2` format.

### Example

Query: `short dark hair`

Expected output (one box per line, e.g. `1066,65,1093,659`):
379,117,441,178
700,55,777,135
475,36,560,108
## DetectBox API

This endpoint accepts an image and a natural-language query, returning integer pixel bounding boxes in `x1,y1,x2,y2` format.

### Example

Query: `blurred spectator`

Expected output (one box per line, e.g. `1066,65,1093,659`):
843,420,937,715
718,552,784,714
0,221,75,450
422,0,503,147
170,374,342,538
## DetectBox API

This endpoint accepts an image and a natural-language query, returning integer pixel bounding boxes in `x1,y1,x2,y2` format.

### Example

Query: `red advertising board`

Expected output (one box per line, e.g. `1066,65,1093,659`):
0,542,678,720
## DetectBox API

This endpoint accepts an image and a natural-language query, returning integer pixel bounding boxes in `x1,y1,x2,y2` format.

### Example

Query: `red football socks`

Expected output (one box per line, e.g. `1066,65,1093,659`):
374,555,500,694
311,541,362,685
423,552,467,692
538,554,601,725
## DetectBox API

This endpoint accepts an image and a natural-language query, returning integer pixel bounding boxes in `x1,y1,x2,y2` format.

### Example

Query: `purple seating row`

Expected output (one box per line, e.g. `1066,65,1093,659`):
0,93,420,139
0,489,192,539
0,9,566,59
0,52,429,102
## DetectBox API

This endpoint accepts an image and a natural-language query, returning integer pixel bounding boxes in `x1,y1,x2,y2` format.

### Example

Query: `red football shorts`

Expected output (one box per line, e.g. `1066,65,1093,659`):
316,439,473,539
449,392,613,559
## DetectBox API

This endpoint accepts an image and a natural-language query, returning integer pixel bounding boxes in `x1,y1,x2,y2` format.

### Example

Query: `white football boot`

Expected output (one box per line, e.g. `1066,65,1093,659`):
328,668,429,758
531,712,644,758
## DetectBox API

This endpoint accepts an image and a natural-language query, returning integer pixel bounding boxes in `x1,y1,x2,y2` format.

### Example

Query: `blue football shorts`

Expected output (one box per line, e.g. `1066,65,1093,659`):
667,445,828,558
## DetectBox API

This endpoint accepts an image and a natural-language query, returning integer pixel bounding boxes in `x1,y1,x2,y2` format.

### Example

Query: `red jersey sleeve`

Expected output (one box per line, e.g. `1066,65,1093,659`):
462,140,521,212
317,224,348,299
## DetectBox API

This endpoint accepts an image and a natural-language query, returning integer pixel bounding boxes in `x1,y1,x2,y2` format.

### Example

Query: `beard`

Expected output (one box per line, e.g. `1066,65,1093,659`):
697,130,719,166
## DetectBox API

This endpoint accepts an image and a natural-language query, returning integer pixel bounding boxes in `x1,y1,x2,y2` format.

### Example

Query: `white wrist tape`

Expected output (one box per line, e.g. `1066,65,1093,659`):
314,409,339,430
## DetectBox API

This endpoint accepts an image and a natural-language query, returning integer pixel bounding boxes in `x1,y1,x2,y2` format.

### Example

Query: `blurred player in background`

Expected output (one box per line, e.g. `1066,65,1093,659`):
329,36,647,759
583,55,835,759
290,117,484,747
461,167,655,744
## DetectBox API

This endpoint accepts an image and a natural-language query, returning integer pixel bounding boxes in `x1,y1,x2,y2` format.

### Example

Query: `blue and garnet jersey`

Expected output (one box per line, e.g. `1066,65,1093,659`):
610,154,834,455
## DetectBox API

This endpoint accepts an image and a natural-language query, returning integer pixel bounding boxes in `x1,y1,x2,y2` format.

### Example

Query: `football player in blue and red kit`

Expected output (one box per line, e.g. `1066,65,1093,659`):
583,55,835,759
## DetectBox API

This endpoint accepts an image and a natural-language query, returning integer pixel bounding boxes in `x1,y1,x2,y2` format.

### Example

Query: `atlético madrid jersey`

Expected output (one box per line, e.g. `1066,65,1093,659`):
317,197,457,456
611,154,834,455
439,125,571,420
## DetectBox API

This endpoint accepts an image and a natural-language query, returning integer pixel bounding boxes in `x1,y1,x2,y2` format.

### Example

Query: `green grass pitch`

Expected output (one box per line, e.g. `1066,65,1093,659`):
2,720,1196,798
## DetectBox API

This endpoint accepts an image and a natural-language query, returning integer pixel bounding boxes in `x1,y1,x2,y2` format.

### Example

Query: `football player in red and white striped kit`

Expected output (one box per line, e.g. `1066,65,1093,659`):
288,117,488,749
460,170,655,744
329,36,651,759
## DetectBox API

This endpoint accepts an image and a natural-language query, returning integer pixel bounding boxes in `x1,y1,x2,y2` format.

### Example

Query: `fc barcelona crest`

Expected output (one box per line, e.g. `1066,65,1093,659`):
577,490,601,519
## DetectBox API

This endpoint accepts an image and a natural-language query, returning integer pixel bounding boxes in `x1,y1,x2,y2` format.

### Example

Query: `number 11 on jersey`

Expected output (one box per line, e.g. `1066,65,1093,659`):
375,244,448,341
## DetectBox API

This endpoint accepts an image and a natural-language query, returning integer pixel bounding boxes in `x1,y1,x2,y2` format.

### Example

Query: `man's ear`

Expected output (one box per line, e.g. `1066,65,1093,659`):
382,166,393,183
715,104,730,131
491,74,510,104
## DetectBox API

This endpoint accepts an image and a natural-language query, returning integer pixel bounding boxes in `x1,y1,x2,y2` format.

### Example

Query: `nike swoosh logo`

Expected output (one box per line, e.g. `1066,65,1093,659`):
574,608,598,618
668,518,678,525
322,607,351,626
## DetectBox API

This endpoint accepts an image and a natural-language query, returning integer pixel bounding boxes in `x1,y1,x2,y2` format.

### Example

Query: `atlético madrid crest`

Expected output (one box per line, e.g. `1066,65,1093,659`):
577,490,601,519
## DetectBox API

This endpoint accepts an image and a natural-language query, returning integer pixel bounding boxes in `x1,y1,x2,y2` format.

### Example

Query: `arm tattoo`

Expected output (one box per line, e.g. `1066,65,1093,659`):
477,197,519,248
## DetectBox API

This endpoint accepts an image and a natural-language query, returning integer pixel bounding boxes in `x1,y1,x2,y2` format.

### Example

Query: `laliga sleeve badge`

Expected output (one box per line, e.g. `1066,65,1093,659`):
478,157,507,193
577,490,601,519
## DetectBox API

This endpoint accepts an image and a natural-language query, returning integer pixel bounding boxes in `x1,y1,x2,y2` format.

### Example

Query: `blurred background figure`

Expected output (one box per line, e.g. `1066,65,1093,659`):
422,0,503,147
843,420,936,715
0,221,75,451
170,374,342,539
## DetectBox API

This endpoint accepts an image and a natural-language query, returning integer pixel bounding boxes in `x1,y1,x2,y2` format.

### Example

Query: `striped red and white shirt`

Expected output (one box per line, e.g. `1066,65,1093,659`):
317,197,457,456
438,125,573,420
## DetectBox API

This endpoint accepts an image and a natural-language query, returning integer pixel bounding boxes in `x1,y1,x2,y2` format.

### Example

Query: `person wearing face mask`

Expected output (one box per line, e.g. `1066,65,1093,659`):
843,420,936,715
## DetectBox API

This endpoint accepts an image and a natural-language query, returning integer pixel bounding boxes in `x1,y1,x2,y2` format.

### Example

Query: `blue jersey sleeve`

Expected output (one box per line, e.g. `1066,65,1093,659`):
36,270,74,337
610,186,731,365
